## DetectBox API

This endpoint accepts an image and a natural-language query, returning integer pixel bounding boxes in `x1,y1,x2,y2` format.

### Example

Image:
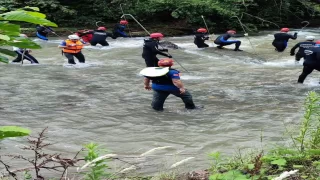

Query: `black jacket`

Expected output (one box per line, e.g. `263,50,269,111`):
273,32,297,44
304,47,320,67
194,33,209,46
290,41,315,55
142,38,169,59
90,30,113,42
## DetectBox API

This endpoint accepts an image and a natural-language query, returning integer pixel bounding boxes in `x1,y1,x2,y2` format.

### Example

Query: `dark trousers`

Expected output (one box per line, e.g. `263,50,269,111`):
145,58,159,67
152,90,196,111
298,66,320,83
216,41,241,50
12,51,39,64
90,41,109,46
64,52,85,64
196,43,209,48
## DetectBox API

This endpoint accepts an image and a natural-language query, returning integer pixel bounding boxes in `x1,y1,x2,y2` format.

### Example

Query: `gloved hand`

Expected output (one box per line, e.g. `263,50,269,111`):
162,49,168,52
168,55,172,58
290,52,295,56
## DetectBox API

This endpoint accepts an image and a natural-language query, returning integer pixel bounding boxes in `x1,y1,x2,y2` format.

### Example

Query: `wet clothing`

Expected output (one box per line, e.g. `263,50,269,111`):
36,25,53,40
146,69,196,111
112,24,128,38
214,33,243,50
76,30,93,43
60,39,86,64
290,41,315,61
194,33,209,48
12,47,39,64
298,47,320,83
142,38,171,67
86,30,113,46
272,32,297,52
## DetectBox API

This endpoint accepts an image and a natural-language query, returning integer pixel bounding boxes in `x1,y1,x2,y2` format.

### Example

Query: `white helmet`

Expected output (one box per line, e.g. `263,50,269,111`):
68,35,80,40
305,36,315,41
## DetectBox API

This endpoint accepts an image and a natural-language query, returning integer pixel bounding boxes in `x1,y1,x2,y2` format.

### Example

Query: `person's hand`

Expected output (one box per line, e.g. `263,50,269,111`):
144,85,152,90
162,49,168,52
244,33,248,36
179,88,186,94
290,52,295,56
168,55,172,58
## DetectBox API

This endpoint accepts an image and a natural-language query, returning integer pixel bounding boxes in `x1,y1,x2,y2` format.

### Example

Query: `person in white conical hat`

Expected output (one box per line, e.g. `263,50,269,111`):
290,35,316,62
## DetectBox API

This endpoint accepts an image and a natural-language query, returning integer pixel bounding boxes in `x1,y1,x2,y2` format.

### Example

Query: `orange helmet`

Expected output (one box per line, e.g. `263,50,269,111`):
158,58,174,67
97,27,106,31
150,33,164,39
280,28,289,32
227,30,236,34
197,28,207,33
120,20,128,25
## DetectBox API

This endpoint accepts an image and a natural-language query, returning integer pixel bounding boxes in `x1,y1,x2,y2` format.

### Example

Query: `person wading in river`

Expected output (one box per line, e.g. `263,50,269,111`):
214,30,245,51
112,20,129,39
272,28,297,52
297,40,320,84
194,28,209,48
58,35,89,64
142,33,172,67
290,36,315,63
82,27,113,46
12,34,39,64
143,58,197,111
36,24,54,41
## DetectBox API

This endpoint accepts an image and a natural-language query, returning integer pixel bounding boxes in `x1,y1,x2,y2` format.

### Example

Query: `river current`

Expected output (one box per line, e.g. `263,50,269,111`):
1,29,320,176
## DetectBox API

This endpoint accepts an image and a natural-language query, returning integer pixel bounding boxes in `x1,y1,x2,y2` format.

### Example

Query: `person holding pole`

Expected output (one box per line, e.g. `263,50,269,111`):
194,28,209,48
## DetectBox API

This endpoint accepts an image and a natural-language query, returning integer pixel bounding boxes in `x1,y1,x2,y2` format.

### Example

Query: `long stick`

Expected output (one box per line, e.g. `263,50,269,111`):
120,4,133,38
201,15,211,35
298,21,309,34
158,44,189,73
230,16,257,55
121,14,150,35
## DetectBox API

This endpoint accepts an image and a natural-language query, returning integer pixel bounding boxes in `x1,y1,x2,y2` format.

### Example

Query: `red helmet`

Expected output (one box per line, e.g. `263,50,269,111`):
97,27,106,31
280,28,289,32
120,20,128,25
316,40,320,44
150,33,164,39
158,58,174,67
227,30,236,34
197,28,207,33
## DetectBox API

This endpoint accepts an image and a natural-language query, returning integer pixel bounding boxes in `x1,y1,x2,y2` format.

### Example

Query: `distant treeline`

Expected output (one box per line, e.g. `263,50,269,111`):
1,0,320,33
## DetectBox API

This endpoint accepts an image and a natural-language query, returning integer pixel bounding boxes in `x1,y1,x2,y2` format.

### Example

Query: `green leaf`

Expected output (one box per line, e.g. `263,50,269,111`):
0,48,16,56
0,10,57,27
0,22,20,36
26,11,46,19
271,158,287,166
0,126,30,139
0,54,9,64
0,34,10,41
7,38,41,49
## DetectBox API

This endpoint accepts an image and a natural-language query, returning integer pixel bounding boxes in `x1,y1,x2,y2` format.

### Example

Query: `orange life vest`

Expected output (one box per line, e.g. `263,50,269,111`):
63,39,84,54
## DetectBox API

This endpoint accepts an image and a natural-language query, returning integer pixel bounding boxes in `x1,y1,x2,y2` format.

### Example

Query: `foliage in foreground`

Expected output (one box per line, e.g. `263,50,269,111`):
0,6,57,63
209,91,320,180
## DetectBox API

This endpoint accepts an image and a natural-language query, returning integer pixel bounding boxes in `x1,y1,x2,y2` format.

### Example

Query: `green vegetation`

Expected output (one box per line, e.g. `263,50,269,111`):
0,6,57,63
0,126,30,139
1,0,320,33
208,91,320,180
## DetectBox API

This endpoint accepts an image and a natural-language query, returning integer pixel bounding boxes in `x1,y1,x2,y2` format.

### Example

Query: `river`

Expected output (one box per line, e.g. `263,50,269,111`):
0,29,319,176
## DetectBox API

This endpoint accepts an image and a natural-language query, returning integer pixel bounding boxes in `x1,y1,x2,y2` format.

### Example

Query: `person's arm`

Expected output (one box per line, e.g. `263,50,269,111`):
290,32,298,40
153,43,172,57
58,41,67,48
144,78,151,90
172,79,186,94
290,43,299,55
